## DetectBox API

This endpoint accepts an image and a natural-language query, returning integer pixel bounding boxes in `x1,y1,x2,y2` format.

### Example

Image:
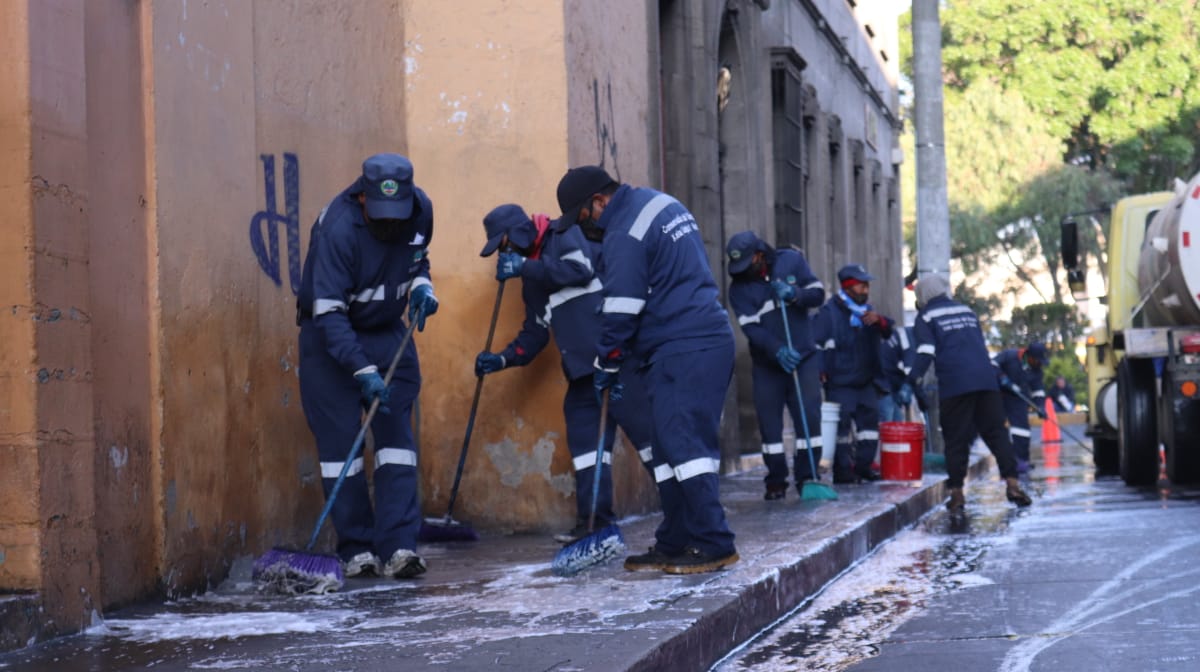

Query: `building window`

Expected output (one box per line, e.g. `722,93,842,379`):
771,49,807,248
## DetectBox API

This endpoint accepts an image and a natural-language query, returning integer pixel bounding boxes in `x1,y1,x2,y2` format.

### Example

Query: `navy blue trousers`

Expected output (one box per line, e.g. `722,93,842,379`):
563,364,656,526
826,383,880,477
644,342,736,557
752,354,823,486
1001,394,1032,462
299,321,421,562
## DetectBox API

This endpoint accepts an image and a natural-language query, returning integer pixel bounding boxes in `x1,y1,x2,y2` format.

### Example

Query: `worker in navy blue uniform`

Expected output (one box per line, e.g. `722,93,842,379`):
472,203,658,544
878,326,924,422
1049,376,1076,413
812,264,893,483
555,165,738,575
992,341,1049,474
906,274,1031,512
725,231,826,500
296,154,439,580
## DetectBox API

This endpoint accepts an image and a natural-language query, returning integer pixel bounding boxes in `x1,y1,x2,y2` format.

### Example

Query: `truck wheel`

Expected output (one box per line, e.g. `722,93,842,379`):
1117,357,1159,486
1093,436,1119,476
1163,368,1200,484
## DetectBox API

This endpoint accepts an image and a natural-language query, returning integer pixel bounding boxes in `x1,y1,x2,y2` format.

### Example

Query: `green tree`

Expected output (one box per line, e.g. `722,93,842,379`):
939,0,1200,191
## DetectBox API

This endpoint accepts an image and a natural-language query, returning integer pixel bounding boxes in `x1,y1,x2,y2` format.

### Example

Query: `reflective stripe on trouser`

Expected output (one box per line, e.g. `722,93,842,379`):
564,377,618,525
299,322,422,561
645,342,736,557
1002,395,1033,461
752,355,823,485
826,383,880,476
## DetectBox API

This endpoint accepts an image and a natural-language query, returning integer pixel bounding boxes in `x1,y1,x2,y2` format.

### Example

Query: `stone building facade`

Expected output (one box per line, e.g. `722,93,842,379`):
0,0,901,648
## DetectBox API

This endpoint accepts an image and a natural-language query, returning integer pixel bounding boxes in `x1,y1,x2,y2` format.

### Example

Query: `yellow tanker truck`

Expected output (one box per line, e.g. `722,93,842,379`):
1061,171,1200,486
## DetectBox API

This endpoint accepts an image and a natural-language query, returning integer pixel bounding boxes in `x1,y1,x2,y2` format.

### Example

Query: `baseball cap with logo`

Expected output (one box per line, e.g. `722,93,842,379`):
361,153,415,220
837,264,874,285
725,231,763,275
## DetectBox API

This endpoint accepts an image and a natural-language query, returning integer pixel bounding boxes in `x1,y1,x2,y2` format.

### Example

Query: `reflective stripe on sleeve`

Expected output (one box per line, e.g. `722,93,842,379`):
673,457,720,481
314,298,348,316
917,344,936,355
804,281,824,290
653,463,675,483
543,277,603,323
629,194,676,241
352,285,386,303
375,448,418,468
559,249,593,271
638,447,654,463
822,339,836,350
410,276,433,291
321,457,364,479
922,304,975,321
737,299,777,326
603,296,646,315
573,450,613,471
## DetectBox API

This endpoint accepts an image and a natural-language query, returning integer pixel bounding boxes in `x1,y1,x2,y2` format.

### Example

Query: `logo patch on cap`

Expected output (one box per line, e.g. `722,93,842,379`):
730,250,742,260
380,179,400,197
787,275,795,283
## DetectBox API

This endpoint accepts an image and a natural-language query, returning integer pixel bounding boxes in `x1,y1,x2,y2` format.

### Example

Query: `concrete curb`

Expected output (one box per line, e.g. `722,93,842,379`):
628,454,994,672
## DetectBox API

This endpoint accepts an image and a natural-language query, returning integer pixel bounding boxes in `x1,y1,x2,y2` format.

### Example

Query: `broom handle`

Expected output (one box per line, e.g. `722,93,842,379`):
306,315,419,550
444,279,506,518
587,389,610,533
779,302,819,478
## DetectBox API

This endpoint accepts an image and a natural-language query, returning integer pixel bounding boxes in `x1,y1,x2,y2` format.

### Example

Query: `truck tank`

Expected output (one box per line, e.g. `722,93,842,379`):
1137,172,1200,327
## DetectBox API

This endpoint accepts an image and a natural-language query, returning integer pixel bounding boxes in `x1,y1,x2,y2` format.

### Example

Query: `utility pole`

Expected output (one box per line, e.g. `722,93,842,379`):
911,0,950,456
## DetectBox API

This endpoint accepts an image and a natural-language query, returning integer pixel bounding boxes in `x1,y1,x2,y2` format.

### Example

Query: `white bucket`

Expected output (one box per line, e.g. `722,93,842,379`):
820,401,841,458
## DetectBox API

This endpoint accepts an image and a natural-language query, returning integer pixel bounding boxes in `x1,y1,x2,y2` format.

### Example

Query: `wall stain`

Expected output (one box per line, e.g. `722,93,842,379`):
483,432,573,495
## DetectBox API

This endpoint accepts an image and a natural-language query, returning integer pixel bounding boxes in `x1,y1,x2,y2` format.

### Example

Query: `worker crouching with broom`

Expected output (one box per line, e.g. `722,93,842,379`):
554,166,738,574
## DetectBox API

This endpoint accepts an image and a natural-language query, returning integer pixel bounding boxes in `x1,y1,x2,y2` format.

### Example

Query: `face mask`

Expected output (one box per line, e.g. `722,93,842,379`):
366,217,406,243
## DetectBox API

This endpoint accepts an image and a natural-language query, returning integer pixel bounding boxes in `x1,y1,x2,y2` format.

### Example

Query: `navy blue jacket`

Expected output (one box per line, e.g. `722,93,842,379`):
813,294,892,388
907,295,998,399
595,185,733,367
880,326,916,393
728,248,825,368
498,222,600,381
991,349,1046,402
297,179,433,375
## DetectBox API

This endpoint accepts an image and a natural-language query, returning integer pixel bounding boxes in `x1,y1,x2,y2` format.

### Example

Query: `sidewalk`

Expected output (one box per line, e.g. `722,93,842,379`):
0,447,1004,671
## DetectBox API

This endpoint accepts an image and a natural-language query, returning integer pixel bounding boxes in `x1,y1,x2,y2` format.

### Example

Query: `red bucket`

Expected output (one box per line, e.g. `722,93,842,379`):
879,421,924,481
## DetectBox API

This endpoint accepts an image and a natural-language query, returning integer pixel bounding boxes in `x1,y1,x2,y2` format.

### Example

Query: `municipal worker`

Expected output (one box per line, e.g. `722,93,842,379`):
906,274,1031,512
878,325,922,422
813,264,894,483
556,165,738,574
473,203,657,544
296,153,439,579
725,231,826,500
992,341,1049,474
1050,376,1076,413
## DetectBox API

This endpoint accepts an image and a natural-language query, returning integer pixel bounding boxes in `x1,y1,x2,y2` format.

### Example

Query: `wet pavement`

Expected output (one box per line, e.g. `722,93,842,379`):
1,439,1004,672
716,424,1200,671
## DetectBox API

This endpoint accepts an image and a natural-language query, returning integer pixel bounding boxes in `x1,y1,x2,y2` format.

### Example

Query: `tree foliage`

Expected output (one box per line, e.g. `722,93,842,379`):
939,0,1200,192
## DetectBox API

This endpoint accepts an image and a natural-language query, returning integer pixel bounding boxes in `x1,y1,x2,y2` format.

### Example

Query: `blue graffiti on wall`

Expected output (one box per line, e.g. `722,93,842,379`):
250,153,302,294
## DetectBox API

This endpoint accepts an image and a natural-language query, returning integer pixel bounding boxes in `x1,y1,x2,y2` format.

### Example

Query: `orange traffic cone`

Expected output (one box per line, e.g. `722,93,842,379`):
1042,398,1061,445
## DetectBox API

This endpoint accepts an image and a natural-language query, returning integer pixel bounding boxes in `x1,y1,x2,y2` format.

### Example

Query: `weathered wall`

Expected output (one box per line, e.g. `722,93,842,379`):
0,0,39,594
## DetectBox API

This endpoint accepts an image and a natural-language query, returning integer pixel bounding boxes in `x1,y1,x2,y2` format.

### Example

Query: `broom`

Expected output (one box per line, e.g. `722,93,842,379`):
417,280,507,542
253,316,419,595
551,389,627,576
780,302,838,501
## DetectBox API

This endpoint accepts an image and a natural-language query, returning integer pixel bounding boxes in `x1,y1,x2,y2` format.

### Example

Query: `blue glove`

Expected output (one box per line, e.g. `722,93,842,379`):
593,364,624,403
353,370,390,408
896,383,913,406
775,346,802,373
408,283,438,331
475,351,506,377
771,279,796,303
496,252,525,280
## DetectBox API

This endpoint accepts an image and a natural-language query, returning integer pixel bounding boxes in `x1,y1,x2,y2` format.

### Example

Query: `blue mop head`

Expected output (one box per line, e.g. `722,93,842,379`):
418,516,480,543
550,524,627,577
252,547,345,595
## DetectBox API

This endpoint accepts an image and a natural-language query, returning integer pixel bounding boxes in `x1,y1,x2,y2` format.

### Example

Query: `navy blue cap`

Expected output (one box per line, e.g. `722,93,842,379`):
725,231,763,275
361,153,414,220
480,204,532,257
555,165,616,232
1025,341,1048,366
837,263,874,285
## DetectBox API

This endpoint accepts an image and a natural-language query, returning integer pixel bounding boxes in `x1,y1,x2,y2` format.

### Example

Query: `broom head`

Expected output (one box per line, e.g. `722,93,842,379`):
800,480,839,501
252,547,344,595
550,524,626,577
418,515,479,543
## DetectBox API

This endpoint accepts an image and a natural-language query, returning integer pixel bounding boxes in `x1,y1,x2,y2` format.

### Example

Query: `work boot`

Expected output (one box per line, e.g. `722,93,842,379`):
855,468,883,482
383,549,427,579
1005,477,1033,507
832,471,859,484
661,546,739,575
553,520,591,545
946,487,965,513
623,546,680,572
764,483,788,501
343,551,381,578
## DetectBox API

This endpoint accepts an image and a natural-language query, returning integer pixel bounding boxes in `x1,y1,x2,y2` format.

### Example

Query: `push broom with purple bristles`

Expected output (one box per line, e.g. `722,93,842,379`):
253,317,419,595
